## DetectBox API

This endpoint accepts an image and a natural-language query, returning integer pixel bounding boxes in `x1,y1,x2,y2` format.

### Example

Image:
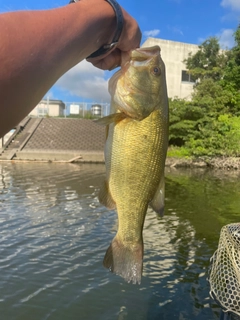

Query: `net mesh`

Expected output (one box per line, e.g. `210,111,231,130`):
209,223,240,317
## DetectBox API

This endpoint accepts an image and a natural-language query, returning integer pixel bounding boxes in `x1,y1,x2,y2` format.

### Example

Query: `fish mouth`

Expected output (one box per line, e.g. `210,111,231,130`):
130,45,161,61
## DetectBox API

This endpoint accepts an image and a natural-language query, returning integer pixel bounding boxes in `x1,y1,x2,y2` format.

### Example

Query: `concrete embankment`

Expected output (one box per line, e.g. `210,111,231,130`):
0,117,105,162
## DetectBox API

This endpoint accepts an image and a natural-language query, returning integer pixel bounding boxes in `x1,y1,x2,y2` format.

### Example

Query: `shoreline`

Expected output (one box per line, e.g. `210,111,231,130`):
1,156,240,170
166,157,240,170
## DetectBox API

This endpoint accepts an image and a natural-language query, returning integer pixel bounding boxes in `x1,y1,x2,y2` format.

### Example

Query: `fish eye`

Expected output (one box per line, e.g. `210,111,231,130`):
152,66,161,76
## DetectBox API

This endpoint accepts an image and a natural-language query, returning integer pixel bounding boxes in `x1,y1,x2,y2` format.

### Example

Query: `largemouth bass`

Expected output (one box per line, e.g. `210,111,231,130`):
98,46,169,284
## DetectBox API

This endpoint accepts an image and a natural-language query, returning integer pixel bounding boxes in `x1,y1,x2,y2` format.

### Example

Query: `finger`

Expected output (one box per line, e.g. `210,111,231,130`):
87,49,121,70
121,51,131,67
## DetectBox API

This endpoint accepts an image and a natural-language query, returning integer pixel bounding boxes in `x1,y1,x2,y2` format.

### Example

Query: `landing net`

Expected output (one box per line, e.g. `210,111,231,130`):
209,223,240,317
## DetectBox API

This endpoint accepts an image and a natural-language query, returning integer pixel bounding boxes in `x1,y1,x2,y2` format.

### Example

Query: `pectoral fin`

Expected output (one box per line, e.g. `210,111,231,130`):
150,176,165,217
94,112,126,126
98,180,116,210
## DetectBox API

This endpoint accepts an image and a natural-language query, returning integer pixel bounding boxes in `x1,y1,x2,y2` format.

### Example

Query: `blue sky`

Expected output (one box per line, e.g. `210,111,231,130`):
0,0,239,105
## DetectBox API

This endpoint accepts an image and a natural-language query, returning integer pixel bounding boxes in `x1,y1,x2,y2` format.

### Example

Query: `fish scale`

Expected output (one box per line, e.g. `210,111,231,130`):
109,110,165,236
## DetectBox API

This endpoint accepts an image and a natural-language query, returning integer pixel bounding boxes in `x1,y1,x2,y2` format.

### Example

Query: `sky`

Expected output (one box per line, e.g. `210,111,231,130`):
0,0,240,105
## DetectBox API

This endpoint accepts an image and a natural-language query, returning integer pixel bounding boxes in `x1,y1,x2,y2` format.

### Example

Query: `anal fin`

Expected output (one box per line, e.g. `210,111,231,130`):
150,176,165,217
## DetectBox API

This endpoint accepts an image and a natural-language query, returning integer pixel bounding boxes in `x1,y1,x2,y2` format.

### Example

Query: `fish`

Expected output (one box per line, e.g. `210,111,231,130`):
97,45,169,284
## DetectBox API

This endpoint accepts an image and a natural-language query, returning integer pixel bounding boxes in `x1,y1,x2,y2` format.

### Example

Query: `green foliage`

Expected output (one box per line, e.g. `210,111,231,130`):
168,25,240,158
169,107,240,157
167,146,191,158
233,24,240,65
184,115,240,157
169,98,203,146
184,37,228,81
221,25,240,90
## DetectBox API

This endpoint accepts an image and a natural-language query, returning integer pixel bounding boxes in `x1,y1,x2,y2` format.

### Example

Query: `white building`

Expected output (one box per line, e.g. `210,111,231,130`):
29,99,65,117
142,38,199,100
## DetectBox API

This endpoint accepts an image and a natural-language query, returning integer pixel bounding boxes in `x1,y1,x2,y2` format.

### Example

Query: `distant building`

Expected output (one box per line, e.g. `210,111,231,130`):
142,38,199,100
29,99,65,117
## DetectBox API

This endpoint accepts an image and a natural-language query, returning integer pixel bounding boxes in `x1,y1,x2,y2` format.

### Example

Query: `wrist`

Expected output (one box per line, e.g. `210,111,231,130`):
87,0,123,58
70,0,123,59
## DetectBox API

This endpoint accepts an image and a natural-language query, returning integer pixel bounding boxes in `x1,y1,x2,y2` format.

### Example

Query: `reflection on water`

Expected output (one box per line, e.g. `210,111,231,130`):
1,163,240,319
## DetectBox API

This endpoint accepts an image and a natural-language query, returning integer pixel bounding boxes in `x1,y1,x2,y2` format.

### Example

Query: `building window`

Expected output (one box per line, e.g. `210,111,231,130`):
37,107,48,116
181,70,195,83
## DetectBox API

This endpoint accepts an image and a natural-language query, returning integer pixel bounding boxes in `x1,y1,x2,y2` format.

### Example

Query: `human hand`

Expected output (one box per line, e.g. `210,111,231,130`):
86,6,141,70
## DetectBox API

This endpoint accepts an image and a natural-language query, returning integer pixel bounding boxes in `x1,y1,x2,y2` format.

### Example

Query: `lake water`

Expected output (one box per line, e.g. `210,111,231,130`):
1,162,240,320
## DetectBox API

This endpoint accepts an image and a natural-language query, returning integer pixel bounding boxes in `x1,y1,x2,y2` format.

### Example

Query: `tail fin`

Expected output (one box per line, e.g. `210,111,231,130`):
103,236,143,284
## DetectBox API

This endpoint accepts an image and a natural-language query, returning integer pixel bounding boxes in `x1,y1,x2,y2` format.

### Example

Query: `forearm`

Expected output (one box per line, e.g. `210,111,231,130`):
0,0,115,137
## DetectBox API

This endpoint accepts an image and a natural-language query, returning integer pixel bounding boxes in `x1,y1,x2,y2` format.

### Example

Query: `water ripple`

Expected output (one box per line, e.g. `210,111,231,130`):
1,163,239,319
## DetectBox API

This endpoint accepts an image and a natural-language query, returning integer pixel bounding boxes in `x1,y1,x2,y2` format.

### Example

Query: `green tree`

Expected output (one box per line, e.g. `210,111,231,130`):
184,37,228,81
233,24,240,66
222,25,240,91
168,27,240,157
169,98,204,147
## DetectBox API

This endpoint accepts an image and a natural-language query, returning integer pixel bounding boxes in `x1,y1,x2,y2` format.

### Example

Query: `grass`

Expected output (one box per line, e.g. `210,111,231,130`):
167,146,192,158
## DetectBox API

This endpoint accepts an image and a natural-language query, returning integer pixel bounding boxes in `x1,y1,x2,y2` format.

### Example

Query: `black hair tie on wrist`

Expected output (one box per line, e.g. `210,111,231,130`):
69,0,124,59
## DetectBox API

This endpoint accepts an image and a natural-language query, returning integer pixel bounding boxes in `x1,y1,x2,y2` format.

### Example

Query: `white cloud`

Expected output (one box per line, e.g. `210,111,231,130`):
143,29,160,38
197,29,234,49
218,28,235,48
55,60,111,102
168,26,184,36
221,0,240,10
221,11,239,22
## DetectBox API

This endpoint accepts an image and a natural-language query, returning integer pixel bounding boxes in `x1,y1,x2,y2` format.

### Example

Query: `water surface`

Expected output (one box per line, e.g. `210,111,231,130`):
1,163,240,320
